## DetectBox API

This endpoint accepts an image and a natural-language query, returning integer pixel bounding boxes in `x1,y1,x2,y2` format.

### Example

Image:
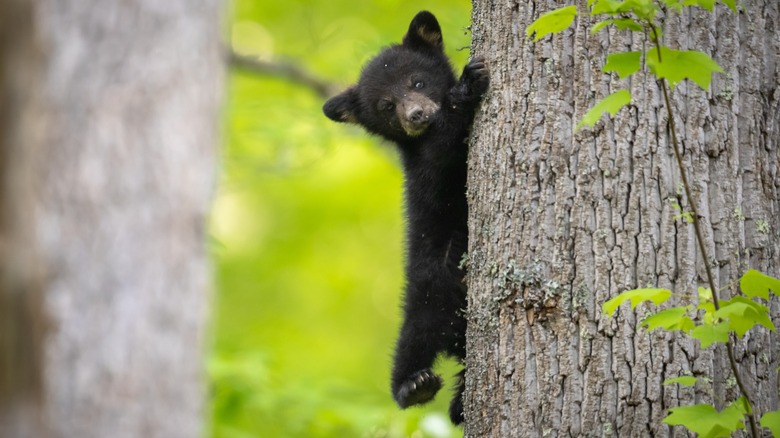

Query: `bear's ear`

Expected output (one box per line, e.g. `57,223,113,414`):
402,11,443,52
323,86,360,124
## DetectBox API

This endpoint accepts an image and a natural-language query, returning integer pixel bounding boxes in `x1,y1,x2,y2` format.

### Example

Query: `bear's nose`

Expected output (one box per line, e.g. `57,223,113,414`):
407,107,424,123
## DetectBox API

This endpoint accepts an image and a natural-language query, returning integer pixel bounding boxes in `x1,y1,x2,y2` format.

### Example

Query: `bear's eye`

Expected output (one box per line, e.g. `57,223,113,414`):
414,81,424,89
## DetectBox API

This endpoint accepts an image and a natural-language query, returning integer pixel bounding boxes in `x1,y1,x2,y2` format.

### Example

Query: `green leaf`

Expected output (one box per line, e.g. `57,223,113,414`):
673,210,694,223
591,18,643,33
732,396,752,415
603,51,642,79
683,0,716,10
646,46,724,90
616,0,659,20
670,202,694,223
697,287,717,323
664,376,698,387
527,6,578,41
640,306,695,332
740,269,780,299
715,296,775,337
590,0,658,18
577,89,632,130
590,0,622,14
663,402,745,438
603,287,671,316
719,0,737,11
691,322,730,348
664,0,686,12
700,302,717,324
761,410,780,436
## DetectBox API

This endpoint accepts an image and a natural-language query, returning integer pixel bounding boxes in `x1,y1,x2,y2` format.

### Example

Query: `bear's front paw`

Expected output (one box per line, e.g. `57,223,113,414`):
394,369,443,408
460,57,490,98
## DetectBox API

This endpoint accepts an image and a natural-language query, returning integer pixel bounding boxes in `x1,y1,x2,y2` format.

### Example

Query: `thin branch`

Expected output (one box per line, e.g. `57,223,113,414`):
649,23,760,438
227,50,341,98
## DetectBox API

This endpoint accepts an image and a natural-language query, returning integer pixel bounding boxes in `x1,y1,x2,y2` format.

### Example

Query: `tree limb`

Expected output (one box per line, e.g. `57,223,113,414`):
227,50,341,98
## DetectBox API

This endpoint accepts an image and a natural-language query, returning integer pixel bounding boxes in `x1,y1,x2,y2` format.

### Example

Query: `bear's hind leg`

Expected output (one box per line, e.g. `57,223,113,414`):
391,315,445,408
448,368,465,424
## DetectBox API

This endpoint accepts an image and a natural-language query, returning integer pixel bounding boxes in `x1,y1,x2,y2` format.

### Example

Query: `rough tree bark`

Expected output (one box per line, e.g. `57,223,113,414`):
465,1,779,436
1,1,224,437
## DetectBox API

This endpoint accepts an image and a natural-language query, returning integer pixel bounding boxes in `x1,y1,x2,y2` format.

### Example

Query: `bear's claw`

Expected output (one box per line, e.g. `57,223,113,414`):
394,369,443,408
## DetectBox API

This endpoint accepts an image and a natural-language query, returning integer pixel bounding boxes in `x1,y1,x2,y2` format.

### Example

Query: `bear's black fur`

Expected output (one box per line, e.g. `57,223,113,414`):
323,11,488,424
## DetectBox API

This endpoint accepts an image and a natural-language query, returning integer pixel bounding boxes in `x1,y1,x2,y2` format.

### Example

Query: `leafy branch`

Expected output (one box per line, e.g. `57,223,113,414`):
528,1,779,437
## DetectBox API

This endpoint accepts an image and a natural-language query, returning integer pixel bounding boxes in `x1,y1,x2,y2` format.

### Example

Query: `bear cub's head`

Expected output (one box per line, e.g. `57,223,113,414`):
323,11,457,142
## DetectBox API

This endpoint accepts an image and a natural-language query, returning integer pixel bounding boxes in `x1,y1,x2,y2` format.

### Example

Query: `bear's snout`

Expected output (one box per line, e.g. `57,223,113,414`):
399,93,439,136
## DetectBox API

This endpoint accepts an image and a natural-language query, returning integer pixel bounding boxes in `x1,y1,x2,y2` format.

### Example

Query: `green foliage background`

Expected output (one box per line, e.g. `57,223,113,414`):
209,1,473,437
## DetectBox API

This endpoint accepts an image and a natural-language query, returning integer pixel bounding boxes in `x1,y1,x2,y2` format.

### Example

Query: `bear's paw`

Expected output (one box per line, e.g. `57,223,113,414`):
395,368,443,408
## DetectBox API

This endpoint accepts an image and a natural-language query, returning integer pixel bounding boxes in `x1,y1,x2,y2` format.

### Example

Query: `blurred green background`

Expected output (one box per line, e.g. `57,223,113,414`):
208,1,473,437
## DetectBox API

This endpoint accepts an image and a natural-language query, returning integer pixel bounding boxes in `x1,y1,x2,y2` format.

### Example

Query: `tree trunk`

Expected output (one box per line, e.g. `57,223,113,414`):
465,1,779,436
1,1,224,437
0,0,46,436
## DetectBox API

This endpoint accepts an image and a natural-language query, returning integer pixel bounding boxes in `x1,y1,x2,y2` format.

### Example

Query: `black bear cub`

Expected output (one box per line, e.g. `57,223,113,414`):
323,11,488,424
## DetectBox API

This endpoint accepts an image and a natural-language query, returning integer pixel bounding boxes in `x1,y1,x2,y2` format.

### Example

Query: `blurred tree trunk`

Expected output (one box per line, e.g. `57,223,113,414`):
0,0,46,436
1,1,224,437
465,1,779,436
